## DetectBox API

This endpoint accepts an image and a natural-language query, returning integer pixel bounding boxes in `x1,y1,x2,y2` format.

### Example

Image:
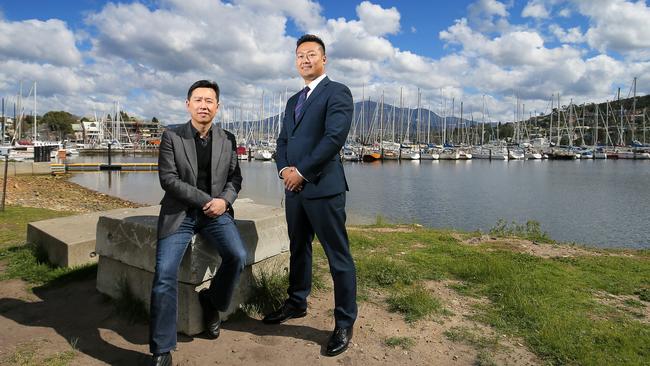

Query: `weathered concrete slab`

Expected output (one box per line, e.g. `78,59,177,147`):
0,161,51,177
26,207,138,267
95,202,289,284
96,251,290,335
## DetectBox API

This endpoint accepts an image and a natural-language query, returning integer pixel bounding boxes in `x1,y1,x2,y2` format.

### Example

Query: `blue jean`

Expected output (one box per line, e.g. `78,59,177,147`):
149,212,246,354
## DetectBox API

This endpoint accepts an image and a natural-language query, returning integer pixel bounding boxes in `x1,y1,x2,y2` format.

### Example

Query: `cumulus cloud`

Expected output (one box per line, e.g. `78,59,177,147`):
0,0,648,125
0,18,82,66
549,24,584,43
522,1,550,18
467,0,510,32
575,0,650,53
356,1,400,36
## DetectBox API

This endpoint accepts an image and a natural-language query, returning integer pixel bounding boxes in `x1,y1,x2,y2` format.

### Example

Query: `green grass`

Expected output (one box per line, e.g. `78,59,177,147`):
387,285,445,323
0,243,97,286
475,351,498,366
0,205,90,287
444,326,499,350
489,219,555,243
384,336,415,350
0,205,75,250
357,256,418,287
635,288,650,302
243,266,291,316
4,340,77,366
345,223,650,366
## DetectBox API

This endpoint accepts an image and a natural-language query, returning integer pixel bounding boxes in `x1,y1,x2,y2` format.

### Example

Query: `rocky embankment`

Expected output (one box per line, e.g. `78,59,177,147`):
3,174,142,212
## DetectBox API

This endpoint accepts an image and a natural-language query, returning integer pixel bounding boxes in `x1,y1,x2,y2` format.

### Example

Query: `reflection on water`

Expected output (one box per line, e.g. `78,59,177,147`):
68,155,650,249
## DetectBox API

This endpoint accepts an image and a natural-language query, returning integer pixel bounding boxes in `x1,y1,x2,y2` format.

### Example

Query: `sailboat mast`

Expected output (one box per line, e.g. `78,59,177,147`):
427,102,431,145
633,77,637,143
380,91,384,155
33,81,37,141
481,95,485,146
416,88,421,144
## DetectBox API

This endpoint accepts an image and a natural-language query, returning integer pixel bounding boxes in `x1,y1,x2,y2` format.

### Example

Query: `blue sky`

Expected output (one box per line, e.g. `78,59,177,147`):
0,0,648,122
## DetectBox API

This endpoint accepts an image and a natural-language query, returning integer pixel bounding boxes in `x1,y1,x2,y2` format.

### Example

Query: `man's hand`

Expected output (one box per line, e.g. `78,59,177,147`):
282,166,304,192
202,198,228,218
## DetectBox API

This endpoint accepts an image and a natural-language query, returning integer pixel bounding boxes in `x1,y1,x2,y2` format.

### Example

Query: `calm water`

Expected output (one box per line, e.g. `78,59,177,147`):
67,154,650,249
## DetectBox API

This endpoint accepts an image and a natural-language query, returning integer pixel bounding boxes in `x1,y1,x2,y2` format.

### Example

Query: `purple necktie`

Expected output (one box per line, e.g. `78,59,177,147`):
294,86,310,120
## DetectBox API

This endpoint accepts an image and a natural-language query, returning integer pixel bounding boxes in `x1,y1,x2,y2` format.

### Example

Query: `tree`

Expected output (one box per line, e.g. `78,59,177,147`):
41,111,76,138
152,116,159,123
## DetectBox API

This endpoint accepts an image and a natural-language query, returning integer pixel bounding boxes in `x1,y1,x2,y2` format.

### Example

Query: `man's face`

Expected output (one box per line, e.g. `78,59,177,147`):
295,41,326,82
186,87,218,125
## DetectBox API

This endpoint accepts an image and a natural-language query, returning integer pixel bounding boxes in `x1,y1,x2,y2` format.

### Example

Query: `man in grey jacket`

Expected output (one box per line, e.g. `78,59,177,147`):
149,80,245,366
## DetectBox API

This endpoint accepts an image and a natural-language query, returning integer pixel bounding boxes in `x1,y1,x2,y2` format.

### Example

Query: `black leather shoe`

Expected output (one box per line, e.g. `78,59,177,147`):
262,303,307,324
150,352,172,366
325,326,353,356
199,289,221,339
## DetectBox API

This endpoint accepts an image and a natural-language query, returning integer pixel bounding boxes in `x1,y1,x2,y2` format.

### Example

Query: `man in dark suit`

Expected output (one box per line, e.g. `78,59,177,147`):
263,34,357,357
149,80,246,366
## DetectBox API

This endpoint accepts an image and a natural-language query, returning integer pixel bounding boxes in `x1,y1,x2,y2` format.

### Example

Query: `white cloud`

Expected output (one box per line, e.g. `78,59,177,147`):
441,18,581,68
549,24,584,43
231,0,324,31
0,18,82,66
522,1,550,18
467,0,510,32
469,0,508,17
575,0,650,53
0,0,648,125
356,1,400,36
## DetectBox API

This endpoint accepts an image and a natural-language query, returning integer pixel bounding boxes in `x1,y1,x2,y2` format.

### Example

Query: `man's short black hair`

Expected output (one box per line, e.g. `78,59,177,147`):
187,80,220,101
296,34,326,54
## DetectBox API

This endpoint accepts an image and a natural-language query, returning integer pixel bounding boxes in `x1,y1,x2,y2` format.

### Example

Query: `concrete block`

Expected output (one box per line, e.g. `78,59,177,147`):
26,207,137,267
95,202,289,284
0,161,15,177
14,162,33,175
32,162,51,174
96,251,290,335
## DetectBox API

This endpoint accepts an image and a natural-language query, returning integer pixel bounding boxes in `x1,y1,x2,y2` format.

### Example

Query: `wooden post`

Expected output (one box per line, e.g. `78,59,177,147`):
2,154,8,211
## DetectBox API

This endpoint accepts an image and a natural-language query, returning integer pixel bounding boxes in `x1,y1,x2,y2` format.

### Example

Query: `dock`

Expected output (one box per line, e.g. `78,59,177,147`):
50,163,158,173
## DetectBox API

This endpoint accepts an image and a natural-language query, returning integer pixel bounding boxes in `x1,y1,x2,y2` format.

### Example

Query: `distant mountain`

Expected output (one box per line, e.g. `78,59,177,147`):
203,99,479,143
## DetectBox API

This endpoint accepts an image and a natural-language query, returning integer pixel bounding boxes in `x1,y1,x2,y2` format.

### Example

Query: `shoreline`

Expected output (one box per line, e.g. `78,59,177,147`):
0,175,648,365
5,174,649,252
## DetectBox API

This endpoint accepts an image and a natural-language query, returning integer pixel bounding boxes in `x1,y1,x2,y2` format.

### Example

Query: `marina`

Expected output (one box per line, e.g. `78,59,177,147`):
64,156,650,250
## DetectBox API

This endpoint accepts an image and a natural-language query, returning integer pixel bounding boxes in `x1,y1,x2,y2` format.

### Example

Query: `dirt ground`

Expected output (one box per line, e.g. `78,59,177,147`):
0,175,544,365
3,174,143,213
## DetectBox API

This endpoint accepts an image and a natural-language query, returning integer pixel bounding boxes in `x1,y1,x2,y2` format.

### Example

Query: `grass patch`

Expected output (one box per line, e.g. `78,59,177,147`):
346,223,650,365
357,256,418,287
444,326,499,351
243,266,290,316
635,288,650,302
0,204,93,288
4,340,77,366
489,219,554,243
0,243,96,286
475,351,498,366
0,205,74,250
384,336,415,350
387,285,444,323
624,299,645,309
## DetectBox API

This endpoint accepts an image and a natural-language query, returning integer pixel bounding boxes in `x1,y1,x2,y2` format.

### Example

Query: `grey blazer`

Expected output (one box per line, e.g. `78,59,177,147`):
157,121,242,239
